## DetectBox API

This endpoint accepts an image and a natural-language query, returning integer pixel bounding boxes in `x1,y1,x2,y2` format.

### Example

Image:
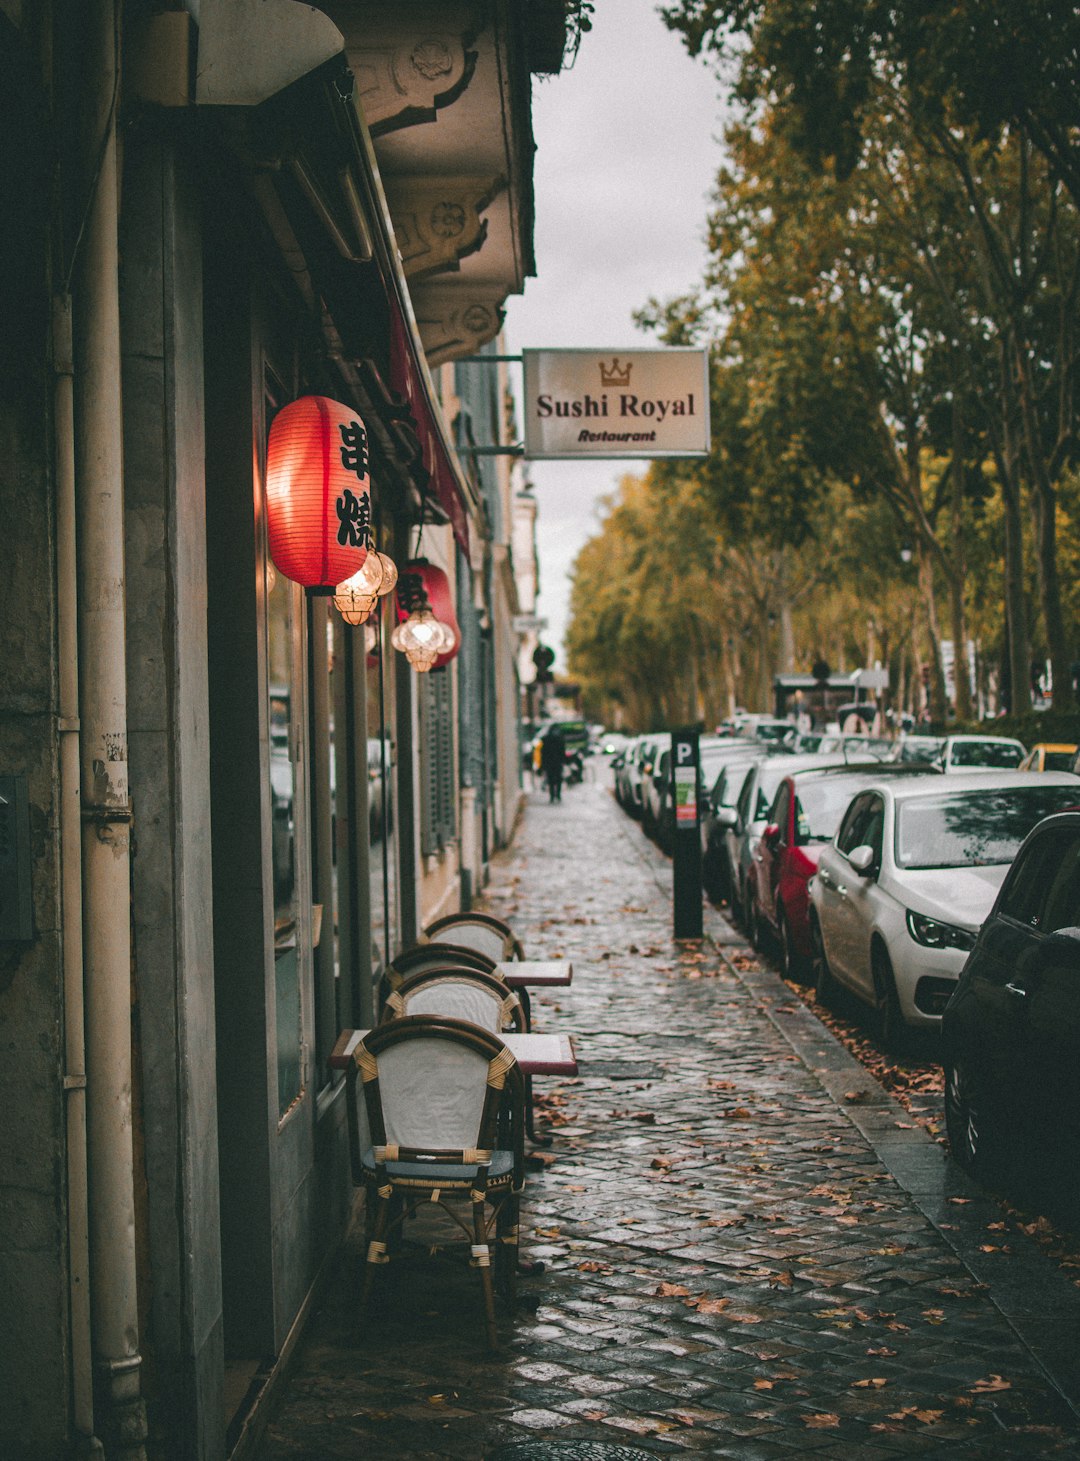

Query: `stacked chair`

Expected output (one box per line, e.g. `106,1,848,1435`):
351,911,531,1348
347,1016,525,1350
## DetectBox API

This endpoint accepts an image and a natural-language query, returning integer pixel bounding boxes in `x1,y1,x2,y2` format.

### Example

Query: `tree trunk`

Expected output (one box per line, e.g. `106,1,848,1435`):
918,548,948,724
1015,346,1070,700
998,346,1031,711
950,386,973,720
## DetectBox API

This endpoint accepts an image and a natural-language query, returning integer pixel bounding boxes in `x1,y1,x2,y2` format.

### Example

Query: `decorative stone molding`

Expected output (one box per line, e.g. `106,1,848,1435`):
385,178,504,280
411,289,507,366
348,31,478,134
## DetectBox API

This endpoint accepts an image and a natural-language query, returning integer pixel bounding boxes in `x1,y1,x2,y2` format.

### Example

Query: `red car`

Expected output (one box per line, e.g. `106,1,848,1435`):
747,762,939,979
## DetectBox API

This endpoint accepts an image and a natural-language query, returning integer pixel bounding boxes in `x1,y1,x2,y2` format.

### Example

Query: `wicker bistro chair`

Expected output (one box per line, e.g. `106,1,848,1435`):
380,966,526,1036
422,911,525,963
379,966,548,1145
347,1016,526,1349
378,941,500,1015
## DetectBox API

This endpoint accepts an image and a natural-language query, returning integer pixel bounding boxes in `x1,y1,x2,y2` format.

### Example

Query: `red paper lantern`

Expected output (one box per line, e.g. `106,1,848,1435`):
266,395,371,588
395,559,461,667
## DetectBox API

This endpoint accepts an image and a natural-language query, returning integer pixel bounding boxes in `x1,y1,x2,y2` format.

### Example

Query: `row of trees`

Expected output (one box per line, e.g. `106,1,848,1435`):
567,1,1080,730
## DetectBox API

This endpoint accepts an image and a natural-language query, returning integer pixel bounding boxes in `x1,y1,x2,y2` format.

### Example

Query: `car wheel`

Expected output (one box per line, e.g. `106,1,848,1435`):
872,946,908,1053
945,1057,1001,1179
779,907,809,983
811,916,837,1006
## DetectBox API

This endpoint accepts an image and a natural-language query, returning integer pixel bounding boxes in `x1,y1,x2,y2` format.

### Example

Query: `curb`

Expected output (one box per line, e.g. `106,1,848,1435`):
704,901,1080,1426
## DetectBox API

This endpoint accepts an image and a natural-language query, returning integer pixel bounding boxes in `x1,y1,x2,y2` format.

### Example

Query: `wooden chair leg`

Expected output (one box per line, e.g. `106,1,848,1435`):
497,1195,519,1307
472,1201,498,1350
362,1191,392,1308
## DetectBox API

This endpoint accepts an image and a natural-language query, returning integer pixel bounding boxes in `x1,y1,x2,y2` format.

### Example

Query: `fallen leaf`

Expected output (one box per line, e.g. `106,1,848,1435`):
853,1378,888,1389
970,1375,1012,1394
722,1107,753,1119
753,1378,775,1391
690,1296,732,1314
655,1282,691,1297
770,1270,796,1289
803,1413,841,1429
867,1346,897,1357
578,1261,611,1273
843,1090,868,1103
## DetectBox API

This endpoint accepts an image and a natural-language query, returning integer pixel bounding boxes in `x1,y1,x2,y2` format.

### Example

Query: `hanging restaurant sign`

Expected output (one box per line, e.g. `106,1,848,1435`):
521,348,710,460
266,395,371,588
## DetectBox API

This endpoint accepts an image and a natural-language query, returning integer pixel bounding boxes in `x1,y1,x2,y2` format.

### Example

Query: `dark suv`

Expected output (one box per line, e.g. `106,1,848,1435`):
942,808,1080,1196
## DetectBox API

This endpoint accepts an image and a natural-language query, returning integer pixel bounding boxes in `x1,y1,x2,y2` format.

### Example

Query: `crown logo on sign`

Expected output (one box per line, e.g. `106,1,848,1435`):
598,357,632,389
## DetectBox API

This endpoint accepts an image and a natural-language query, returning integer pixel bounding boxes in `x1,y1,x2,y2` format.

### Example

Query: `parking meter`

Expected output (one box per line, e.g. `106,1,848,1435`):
671,730,703,938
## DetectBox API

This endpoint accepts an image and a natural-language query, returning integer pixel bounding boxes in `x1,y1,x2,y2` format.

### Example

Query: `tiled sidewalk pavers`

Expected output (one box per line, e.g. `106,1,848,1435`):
258,773,1080,1458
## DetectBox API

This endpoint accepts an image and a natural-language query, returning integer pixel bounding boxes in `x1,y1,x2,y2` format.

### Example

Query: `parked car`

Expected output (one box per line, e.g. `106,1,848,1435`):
747,762,941,979
810,771,1080,1048
814,733,894,759
642,745,671,838
624,735,663,820
613,735,641,808
701,752,766,903
892,734,946,766
717,752,864,925
652,735,761,854
1019,742,1078,773
942,809,1080,1187
938,734,1026,772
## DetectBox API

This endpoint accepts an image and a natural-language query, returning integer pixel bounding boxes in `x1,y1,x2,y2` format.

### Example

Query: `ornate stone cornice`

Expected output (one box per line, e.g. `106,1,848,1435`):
385,177,505,280
410,288,507,366
347,29,479,135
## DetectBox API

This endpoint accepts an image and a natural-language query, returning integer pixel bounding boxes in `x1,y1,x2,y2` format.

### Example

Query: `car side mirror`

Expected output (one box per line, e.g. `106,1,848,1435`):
763,823,781,848
715,806,738,831
848,844,876,876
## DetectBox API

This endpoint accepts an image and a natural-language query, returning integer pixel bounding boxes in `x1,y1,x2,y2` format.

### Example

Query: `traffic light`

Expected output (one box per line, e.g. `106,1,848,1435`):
533,643,555,684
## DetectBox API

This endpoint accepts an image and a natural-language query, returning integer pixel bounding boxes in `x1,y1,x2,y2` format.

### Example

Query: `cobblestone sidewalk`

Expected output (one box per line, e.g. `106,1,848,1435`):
258,773,1080,1458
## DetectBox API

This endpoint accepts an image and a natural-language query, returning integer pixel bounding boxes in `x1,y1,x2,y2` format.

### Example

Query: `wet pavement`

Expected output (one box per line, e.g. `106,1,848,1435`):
258,770,1080,1457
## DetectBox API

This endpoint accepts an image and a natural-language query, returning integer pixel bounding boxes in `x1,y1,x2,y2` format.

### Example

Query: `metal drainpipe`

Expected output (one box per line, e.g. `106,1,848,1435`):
54,293,102,1457
73,1,147,1452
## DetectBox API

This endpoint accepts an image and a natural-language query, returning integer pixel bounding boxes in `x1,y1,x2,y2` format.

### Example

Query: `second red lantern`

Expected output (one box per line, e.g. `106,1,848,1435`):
395,559,461,668
266,395,371,589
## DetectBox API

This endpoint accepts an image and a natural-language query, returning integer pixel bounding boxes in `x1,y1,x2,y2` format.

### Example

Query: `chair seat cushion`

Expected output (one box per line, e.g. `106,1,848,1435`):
360,1148,515,1183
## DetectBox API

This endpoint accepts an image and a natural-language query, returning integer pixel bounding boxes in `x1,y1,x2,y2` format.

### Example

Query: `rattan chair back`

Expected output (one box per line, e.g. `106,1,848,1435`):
379,941,500,1012
422,911,525,962
381,966,524,1035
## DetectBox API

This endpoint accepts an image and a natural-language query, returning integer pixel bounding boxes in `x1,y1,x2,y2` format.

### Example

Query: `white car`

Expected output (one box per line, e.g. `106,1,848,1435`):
810,770,1080,1046
938,734,1026,772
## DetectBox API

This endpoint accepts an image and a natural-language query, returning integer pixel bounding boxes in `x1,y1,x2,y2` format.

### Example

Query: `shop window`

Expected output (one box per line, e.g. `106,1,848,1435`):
420,668,456,855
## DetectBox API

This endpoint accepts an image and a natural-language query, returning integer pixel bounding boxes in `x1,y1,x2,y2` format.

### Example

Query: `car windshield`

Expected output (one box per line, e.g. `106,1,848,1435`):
755,763,796,819
1044,750,1077,772
948,739,1023,769
715,760,757,808
843,736,893,758
794,779,878,842
895,785,1080,869
897,737,945,764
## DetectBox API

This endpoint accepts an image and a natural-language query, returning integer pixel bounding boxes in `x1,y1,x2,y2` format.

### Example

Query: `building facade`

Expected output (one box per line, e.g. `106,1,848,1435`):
0,2,565,1456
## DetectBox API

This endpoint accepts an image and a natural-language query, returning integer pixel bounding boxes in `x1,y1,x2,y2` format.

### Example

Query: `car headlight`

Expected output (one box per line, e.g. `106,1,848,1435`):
905,909,975,952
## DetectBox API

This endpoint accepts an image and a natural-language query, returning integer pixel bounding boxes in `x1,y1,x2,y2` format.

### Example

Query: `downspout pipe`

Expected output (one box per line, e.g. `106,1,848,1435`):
54,293,102,1457
73,1,147,1453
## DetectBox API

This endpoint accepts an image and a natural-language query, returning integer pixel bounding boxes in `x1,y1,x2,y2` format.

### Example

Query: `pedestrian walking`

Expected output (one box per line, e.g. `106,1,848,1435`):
540,724,565,802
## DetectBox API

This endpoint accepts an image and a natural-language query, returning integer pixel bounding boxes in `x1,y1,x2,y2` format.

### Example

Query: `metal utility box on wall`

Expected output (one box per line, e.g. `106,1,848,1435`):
0,775,33,940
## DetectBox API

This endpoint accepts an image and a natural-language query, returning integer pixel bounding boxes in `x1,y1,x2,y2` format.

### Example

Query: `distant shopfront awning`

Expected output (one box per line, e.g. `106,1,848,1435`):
388,303,471,557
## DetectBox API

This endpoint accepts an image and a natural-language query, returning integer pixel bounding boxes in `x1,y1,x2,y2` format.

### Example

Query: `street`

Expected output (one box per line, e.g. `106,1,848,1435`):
260,770,1080,1457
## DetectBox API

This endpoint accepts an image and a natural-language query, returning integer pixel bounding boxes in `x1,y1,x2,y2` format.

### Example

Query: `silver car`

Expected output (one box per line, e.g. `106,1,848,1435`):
810,770,1080,1047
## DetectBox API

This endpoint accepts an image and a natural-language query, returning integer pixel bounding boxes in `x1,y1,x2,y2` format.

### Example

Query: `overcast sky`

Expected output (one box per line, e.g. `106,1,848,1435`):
503,1,727,669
